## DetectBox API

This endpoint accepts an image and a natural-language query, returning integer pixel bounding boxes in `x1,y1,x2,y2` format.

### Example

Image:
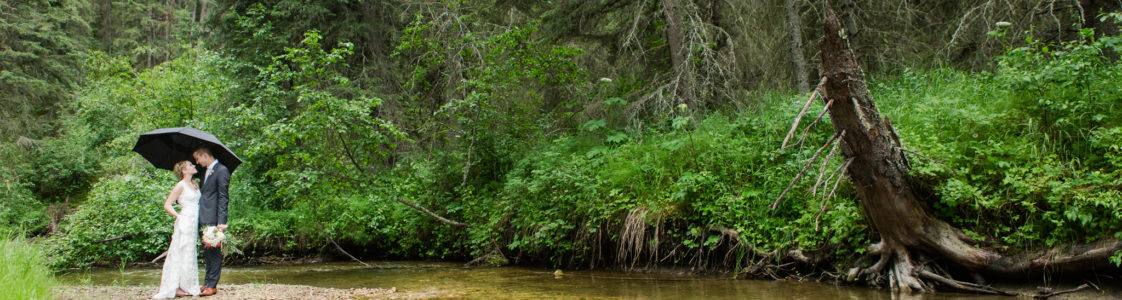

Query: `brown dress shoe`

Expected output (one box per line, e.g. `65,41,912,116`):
200,287,217,296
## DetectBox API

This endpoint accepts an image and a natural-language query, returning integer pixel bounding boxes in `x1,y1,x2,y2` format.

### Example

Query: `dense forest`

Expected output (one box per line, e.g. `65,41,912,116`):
2,0,1121,294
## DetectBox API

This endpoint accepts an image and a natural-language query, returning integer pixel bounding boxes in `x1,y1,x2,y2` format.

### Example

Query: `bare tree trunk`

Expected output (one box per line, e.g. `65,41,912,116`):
194,0,207,50
661,0,696,111
818,6,1121,293
709,0,725,50
784,0,809,93
99,0,114,48
148,6,155,68
165,0,172,62
194,0,204,23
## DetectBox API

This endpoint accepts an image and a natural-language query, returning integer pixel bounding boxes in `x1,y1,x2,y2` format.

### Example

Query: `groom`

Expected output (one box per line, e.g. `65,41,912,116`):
193,146,230,296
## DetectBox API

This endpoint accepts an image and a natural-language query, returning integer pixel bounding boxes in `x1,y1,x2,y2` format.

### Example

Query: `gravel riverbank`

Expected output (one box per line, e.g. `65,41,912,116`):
56,284,454,299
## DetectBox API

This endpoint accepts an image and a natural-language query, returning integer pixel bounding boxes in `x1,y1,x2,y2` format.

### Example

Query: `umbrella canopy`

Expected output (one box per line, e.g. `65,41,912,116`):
132,127,243,175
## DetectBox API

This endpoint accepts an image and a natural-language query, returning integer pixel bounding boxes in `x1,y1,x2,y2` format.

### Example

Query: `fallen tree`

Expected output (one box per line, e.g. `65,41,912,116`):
775,5,1122,293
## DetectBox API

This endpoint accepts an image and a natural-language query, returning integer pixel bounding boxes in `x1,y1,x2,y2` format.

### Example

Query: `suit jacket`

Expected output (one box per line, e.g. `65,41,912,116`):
199,161,230,226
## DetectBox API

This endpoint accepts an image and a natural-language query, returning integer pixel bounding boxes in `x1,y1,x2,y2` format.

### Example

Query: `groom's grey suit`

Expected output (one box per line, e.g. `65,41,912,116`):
198,160,230,288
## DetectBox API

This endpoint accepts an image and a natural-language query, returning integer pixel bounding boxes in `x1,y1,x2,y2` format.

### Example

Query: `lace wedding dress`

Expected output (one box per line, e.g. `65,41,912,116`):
153,184,201,298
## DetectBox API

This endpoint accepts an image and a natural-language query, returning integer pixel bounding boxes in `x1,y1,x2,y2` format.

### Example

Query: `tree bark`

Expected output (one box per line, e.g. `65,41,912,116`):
818,6,1121,292
784,0,809,93
194,0,205,23
709,0,725,50
661,0,696,111
98,0,114,49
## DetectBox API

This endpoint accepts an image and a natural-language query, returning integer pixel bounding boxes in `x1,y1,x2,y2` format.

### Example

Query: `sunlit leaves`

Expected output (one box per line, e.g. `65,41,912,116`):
243,30,407,210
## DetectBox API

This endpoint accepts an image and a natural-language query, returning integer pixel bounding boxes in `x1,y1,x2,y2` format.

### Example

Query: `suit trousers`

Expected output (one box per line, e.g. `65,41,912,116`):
201,230,223,288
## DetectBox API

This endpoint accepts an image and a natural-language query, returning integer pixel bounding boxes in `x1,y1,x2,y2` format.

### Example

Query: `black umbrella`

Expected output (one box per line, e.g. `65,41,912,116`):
132,127,243,175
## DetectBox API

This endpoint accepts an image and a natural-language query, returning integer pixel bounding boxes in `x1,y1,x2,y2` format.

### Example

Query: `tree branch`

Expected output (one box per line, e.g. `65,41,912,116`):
796,98,835,151
918,269,1015,295
336,131,368,174
151,251,168,263
94,234,133,243
1033,284,1092,299
771,130,845,210
395,198,470,227
327,233,369,267
781,80,820,149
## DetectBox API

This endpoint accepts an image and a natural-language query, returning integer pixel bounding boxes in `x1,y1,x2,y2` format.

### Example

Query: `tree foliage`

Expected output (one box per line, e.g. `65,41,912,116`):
234,30,405,207
89,0,205,67
0,0,90,139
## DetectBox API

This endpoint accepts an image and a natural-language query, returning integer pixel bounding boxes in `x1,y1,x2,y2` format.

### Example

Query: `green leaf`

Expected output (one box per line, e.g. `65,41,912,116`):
672,116,692,130
605,132,627,144
604,97,626,106
580,119,606,132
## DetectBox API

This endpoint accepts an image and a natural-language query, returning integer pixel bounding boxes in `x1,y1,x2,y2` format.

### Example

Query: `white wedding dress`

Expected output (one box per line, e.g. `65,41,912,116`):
154,184,201,298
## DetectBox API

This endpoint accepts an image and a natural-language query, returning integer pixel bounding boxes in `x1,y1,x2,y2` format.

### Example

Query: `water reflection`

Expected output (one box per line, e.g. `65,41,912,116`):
59,261,1015,299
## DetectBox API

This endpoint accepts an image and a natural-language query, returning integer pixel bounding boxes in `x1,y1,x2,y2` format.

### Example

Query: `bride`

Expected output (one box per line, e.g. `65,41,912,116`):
153,160,202,298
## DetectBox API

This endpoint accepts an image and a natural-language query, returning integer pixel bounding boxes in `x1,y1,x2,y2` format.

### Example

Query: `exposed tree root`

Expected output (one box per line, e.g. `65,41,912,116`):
1032,283,1093,299
843,236,1120,295
618,207,650,270
985,238,1122,275
918,269,1012,295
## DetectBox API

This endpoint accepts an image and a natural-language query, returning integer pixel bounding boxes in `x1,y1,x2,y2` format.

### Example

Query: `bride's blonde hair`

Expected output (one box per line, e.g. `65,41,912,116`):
172,161,197,188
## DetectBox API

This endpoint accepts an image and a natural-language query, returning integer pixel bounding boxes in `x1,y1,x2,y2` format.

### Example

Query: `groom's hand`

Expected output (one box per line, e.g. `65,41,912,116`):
217,224,227,232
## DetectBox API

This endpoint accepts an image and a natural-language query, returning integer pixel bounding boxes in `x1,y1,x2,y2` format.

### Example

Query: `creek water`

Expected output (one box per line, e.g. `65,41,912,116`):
59,261,1017,299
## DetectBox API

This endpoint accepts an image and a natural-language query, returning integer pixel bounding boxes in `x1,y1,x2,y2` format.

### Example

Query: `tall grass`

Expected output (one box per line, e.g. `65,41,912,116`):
0,233,56,300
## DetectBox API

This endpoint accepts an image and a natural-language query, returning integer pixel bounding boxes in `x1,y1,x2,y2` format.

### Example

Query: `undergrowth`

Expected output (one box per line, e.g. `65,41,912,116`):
34,19,1122,273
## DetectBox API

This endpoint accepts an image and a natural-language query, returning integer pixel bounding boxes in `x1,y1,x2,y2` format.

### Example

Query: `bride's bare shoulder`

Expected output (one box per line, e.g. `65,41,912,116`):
183,180,200,191
172,181,193,192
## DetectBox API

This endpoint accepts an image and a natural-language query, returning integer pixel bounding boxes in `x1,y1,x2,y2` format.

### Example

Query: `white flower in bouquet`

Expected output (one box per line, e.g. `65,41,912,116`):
202,226,226,247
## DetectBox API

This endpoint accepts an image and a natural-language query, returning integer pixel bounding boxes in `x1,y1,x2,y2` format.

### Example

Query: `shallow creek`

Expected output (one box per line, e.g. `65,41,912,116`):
59,261,1025,299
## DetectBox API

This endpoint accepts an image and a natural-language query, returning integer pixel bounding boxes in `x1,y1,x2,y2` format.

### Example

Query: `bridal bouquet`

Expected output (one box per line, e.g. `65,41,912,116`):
202,226,226,247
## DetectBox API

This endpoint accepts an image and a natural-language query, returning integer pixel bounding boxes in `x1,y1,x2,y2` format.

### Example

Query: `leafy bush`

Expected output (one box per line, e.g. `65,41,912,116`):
995,28,1122,159
20,129,102,205
872,26,1122,249
0,166,46,233
47,174,173,269
498,101,868,268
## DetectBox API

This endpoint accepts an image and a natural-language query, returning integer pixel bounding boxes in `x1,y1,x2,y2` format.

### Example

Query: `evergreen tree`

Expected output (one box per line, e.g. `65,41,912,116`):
89,0,202,67
0,0,90,140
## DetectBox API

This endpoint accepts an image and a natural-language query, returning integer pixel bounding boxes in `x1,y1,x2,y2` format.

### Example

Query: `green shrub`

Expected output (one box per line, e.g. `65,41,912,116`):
47,174,173,269
498,101,868,267
0,173,46,233
871,28,1122,249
